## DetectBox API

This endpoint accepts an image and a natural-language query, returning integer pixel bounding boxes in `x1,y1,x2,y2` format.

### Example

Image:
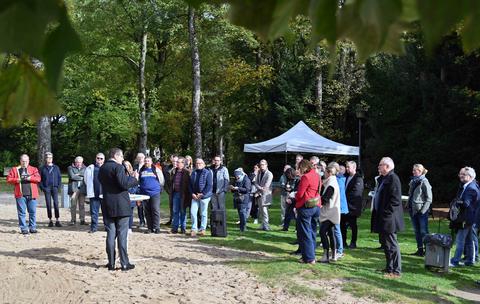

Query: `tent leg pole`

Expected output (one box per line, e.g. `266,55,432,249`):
285,151,287,165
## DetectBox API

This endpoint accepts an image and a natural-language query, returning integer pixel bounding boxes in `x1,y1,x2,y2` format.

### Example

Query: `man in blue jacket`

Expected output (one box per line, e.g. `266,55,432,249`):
190,158,213,236
450,166,480,267
39,152,62,227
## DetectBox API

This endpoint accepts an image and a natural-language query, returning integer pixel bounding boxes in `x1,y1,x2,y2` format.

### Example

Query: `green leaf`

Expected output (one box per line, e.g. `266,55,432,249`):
0,60,61,127
309,0,338,44
270,0,309,38
416,0,467,52
0,0,59,57
42,4,82,91
228,0,278,39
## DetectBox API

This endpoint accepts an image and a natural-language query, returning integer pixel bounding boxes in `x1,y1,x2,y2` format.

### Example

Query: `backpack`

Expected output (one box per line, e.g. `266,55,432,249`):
448,198,466,224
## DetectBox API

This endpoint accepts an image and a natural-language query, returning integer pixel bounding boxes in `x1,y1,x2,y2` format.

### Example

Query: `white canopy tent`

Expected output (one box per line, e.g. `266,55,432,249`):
243,121,359,156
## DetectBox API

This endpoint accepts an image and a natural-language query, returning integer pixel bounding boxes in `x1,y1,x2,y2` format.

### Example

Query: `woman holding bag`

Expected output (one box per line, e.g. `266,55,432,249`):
295,160,322,264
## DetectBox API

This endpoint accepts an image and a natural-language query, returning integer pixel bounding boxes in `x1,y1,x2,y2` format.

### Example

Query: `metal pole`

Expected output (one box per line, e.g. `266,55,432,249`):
358,118,362,171
285,151,288,165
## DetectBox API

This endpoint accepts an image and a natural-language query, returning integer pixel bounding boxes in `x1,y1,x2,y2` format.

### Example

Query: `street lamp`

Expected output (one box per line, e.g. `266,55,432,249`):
355,105,367,171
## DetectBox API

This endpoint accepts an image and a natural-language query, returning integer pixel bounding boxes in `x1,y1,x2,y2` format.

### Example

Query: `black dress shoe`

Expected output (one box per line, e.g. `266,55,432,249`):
80,221,88,226
154,229,161,234
21,230,29,235
48,221,54,227
106,264,115,271
30,229,38,234
55,221,62,227
121,264,135,271
348,243,357,249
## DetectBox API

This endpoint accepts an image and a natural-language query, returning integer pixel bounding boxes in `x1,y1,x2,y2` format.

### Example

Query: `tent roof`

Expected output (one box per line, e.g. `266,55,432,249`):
243,121,359,156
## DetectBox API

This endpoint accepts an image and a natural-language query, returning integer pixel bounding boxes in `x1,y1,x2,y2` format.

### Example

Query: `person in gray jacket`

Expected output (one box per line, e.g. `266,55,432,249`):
68,156,87,225
408,164,433,257
210,155,230,210
255,159,273,231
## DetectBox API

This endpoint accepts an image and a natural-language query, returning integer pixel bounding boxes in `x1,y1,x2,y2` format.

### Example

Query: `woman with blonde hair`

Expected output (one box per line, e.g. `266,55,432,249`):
319,164,341,263
123,161,139,232
408,164,432,257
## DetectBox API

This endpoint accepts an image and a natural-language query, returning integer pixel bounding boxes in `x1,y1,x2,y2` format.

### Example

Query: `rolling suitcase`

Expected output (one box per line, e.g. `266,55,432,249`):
211,208,227,237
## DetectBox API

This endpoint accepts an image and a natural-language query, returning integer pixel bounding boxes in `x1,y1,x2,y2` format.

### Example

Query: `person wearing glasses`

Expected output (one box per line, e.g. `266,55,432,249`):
98,148,139,271
68,156,87,226
39,152,62,228
371,157,404,278
85,153,105,233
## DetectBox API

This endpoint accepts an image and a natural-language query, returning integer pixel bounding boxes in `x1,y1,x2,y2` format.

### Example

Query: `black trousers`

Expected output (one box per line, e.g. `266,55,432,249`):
380,232,402,274
144,194,161,230
340,213,358,246
320,220,336,253
104,215,130,268
44,185,60,219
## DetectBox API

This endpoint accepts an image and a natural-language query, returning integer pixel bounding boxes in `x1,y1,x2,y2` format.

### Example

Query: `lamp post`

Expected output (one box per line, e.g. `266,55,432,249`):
355,105,367,171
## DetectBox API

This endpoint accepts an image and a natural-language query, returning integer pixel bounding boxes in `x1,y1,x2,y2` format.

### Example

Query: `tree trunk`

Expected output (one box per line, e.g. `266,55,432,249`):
315,46,323,125
218,114,224,159
37,116,51,166
31,58,51,166
138,25,148,154
189,6,202,159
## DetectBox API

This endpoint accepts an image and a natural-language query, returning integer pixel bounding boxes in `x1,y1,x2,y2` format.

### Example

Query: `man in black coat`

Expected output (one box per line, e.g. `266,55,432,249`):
99,148,139,271
342,160,364,249
372,157,404,278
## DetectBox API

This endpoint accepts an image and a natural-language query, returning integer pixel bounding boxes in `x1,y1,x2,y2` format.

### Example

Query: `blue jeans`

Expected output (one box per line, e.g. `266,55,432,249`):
296,206,320,263
451,225,474,265
237,204,248,232
90,198,102,232
334,224,343,254
172,192,186,232
410,211,429,249
16,196,37,232
190,197,211,232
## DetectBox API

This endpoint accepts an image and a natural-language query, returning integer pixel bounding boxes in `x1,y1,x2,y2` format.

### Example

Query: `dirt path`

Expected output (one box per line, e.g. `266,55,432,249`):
0,204,376,304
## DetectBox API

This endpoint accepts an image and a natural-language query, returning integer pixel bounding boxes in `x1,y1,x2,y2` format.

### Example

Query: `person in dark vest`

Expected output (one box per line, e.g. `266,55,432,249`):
39,152,62,227
372,157,404,278
85,153,105,233
98,148,139,271
163,154,178,226
342,160,364,249
7,154,42,234
169,156,191,234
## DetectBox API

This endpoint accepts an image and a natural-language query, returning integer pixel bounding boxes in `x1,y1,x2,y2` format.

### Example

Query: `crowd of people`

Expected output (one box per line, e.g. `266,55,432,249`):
5,150,479,277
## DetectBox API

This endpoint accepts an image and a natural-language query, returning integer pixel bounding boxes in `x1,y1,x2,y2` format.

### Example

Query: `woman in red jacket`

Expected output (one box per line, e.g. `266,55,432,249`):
295,159,322,264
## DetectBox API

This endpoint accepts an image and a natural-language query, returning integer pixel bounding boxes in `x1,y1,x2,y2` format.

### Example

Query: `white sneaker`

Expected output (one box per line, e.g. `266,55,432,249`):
253,219,258,224
128,229,133,234
336,252,344,260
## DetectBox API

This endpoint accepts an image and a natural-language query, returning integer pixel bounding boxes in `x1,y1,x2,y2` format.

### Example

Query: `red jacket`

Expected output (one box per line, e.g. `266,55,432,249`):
295,169,322,209
7,165,41,199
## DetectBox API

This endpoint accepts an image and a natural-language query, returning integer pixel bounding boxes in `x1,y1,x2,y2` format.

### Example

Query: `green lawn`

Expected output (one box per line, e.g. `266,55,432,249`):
189,193,476,304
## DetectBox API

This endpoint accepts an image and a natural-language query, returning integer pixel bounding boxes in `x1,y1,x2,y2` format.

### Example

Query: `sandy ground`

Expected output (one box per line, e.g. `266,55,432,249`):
0,200,378,304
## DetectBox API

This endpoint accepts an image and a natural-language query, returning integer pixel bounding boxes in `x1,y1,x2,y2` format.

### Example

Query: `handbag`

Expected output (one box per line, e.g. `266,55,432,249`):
304,180,321,208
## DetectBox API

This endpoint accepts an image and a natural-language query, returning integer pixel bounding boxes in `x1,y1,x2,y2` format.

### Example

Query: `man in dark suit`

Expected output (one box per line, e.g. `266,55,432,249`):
450,166,479,267
99,148,139,271
342,160,364,249
372,157,404,278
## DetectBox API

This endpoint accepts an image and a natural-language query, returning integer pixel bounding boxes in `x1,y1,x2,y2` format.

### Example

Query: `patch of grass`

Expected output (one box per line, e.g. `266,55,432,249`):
196,193,478,303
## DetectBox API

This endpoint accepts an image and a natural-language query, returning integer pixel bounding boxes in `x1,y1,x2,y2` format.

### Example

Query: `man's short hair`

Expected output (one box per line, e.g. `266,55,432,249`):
20,154,29,161
346,160,356,167
45,152,53,158
328,161,340,172
319,161,327,168
310,156,319,165
260,159,268,166
463,166,476,179
74,156,83,162
381,157,395,169
109,148,123,159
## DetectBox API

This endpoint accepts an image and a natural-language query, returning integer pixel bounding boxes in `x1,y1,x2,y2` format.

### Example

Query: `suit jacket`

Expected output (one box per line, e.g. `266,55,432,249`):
98,160,138,218
456,180,480,227
256,169,273,206
371,170,404,234
345,173,364,217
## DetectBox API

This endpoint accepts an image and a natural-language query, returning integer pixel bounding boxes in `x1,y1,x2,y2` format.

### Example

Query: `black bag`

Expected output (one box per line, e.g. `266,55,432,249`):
448,198,466,224
210,209,227,237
